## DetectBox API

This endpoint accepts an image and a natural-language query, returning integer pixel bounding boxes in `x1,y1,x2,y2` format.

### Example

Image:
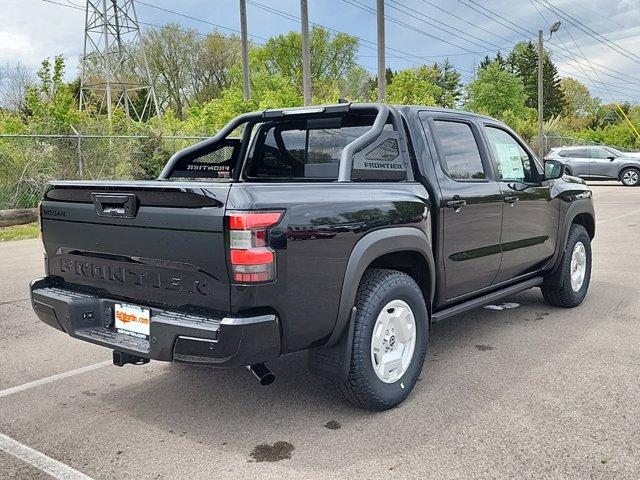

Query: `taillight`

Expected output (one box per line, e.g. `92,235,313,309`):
227,211,282,283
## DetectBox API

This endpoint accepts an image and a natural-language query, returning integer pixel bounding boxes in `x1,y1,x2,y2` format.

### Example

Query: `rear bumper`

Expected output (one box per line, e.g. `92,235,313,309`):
29,278,281,367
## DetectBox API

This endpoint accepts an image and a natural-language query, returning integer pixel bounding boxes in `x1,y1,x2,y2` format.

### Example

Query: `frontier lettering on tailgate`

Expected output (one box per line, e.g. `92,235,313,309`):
58,256,211,296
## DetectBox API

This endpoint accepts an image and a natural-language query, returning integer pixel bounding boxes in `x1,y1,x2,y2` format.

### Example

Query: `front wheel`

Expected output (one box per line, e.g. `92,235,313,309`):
542,224,592,308
335,269,429,411
621,167,640,187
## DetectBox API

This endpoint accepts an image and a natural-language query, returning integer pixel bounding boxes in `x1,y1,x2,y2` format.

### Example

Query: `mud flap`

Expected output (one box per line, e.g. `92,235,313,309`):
308,307,356,382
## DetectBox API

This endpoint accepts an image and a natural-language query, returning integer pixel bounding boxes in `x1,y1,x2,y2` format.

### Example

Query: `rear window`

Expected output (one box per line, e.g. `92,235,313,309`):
559,149,588,158
244,116,394,180
433,120,486,180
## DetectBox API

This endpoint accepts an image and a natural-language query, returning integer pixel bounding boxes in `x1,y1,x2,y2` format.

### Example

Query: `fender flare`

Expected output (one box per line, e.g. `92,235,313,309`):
546,198,595,285
308,227,435,382
618,163,640,180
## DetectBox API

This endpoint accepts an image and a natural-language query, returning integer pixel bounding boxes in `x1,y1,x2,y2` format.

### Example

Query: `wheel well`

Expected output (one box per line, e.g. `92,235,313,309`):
367,251,431,304
572,213,595,239
619,165,640,179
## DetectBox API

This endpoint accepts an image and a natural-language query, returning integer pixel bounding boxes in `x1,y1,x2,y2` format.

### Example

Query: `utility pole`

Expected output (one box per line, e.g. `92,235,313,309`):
300,0,312,106
537,29,544,159
376,0,386,101
537,21,561,159
239,0,251,102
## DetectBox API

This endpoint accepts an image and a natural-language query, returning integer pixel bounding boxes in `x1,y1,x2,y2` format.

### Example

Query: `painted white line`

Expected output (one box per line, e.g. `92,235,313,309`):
0,432,94,480
0,360,111,399
599,208,640,224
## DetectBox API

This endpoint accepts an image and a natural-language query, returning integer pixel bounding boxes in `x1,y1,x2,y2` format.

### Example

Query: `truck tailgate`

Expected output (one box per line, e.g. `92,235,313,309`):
40,181,231,312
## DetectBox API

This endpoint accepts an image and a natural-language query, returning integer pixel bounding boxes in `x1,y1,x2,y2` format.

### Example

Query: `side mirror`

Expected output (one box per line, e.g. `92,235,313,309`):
544,160,564,180
607,156,616,161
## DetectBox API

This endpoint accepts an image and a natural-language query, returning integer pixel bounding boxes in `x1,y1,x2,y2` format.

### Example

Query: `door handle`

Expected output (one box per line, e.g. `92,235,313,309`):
503,195,519,206
446,198,467,212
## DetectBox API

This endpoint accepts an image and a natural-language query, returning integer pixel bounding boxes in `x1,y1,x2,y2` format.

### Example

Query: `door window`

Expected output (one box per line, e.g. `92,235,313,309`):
432,120,486,180
485,126,537,183
590,147,613,159
563,148,589,158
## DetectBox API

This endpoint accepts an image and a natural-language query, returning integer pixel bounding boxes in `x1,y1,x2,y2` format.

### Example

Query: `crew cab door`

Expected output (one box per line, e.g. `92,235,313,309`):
588,147,618,178
562,148,591,177
482,123,559,283
419,113,503,301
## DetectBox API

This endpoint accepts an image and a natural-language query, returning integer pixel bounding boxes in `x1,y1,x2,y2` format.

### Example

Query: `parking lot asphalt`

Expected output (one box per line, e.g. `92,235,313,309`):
1,182,639,479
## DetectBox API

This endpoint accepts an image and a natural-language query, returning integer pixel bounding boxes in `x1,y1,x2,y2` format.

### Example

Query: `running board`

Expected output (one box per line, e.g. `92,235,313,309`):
431,277,543,322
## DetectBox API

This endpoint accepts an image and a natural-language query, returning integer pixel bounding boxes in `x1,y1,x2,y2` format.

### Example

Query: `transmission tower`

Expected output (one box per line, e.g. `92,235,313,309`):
79,0,159,120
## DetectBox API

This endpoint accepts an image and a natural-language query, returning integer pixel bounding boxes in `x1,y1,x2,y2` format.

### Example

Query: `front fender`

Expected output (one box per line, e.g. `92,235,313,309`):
545,195,595,285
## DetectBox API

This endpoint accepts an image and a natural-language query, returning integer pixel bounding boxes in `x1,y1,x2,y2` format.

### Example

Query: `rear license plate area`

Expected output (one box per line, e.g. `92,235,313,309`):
114,303,150,339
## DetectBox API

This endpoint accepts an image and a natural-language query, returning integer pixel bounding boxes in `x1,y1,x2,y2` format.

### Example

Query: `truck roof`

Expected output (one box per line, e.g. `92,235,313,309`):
256,103,497,123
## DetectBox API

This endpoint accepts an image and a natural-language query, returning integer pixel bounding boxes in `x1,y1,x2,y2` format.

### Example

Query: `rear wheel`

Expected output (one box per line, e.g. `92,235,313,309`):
542,224,591,308
335,269,429,411
621,167,640,187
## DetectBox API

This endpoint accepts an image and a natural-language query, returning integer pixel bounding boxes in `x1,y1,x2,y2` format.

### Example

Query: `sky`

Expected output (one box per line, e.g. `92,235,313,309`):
2,0,640,103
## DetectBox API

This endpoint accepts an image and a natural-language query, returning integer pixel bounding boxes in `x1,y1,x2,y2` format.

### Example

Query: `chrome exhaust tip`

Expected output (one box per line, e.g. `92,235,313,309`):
246,363,275,386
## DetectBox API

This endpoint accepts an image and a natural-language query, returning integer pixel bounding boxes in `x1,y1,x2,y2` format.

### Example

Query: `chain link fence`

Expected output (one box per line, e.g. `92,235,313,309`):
2,132,637,211
0,134,208,210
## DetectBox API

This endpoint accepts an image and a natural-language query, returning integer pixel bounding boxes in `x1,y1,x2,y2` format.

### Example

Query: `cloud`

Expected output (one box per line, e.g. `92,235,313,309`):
0,0,84,73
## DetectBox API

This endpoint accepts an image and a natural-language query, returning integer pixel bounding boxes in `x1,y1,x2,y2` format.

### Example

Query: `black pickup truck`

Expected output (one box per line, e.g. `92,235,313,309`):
30,103,595,410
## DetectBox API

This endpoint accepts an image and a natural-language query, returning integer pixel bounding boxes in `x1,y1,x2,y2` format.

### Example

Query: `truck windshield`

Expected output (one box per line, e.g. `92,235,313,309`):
244,115,386,180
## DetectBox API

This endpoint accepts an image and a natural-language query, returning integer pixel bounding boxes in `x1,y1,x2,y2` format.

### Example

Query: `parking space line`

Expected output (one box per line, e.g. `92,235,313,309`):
599,208,640,224
0,432,94,480
0,360,111,399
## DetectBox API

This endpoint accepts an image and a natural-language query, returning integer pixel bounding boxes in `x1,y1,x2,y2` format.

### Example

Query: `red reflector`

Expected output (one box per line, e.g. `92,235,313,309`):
229,212,282,230
233,271,272,282
230,248,274,265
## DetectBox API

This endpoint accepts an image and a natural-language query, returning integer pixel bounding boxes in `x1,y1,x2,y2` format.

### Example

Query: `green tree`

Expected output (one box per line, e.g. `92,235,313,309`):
24,56,84,133
558,77,599,131
433,59,462,108
386,66,441,105
252,26,358,102
507,41,565,120
465,61,528,120
140,24,243,118
479,51,507,71
143,23,200,119
560,77,598,117
339,66,374,102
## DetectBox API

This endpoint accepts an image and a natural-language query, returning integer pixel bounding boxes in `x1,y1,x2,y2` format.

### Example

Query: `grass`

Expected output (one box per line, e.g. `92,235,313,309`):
0,222,39,242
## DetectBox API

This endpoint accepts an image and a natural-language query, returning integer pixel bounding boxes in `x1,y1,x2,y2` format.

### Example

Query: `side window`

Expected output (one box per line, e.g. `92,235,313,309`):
485,126,537,183
590,147,612,159
433,120,486,180
572,148,589,158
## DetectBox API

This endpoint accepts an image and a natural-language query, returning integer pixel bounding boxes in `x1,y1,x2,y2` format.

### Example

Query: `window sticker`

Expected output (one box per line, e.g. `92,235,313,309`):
495,142,525,179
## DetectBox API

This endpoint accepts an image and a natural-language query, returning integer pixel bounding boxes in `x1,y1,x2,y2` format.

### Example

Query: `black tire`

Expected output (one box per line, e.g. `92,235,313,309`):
620,167,640,187
335,269,429,411
542,224,591,308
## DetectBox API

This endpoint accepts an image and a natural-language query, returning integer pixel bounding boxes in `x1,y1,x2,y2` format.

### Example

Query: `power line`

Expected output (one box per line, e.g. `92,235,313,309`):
534,1,640,118
385,0,510,52
46,0,382,85
535,0,640,66
420,0,515,47
341,0,485,57
247,0,479,72
453,0,640,92
530,0,640,99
